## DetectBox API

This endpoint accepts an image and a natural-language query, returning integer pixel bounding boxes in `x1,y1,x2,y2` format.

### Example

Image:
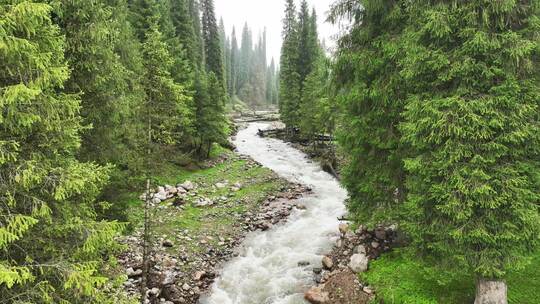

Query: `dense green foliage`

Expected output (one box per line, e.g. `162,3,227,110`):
279,0,301,128
0,1,123,302
279,0,332,135
333,0,540,299
401,0,540,279
332,0,407,225
1,0,231,301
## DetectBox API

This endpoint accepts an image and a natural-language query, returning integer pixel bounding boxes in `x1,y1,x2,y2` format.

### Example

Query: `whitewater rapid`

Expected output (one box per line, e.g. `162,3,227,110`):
200,122,346,304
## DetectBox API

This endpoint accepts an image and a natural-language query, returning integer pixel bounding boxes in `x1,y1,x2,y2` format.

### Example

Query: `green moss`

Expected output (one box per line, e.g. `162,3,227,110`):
363,249,540,304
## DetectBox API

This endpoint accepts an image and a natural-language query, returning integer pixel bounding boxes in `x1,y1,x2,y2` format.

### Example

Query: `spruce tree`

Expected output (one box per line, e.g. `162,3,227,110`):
197,0,228,155
52,0,144,175
0,2,122,302
188,0,204,69
266,59,277,105
200,0,224,86
238,22,253,100
332,0,408,224
297,0,314,86
141,21,194,149
229,27,239,96
219,18,231,98
300,55,334,138
279,0,301,129
399,1,540,301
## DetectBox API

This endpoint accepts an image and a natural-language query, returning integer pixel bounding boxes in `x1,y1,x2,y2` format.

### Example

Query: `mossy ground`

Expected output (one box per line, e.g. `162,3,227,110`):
362,249,540,304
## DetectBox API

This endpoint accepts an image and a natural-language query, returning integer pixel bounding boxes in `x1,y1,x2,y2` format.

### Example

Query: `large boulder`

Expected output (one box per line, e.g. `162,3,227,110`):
348,253,369,273
304,285,329,304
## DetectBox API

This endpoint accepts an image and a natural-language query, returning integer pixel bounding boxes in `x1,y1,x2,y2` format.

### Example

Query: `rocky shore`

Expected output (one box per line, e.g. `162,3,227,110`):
117,154,311,304
304,223,398,304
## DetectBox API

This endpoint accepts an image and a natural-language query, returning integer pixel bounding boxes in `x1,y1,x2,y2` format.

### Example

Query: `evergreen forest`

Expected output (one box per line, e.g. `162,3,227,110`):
1,0,538,304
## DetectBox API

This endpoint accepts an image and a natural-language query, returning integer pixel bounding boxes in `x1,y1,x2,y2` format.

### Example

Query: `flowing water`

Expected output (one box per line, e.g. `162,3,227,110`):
200,122,347,304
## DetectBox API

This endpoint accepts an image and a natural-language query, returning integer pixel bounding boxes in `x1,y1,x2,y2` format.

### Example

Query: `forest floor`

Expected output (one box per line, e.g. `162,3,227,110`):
115,145,311,304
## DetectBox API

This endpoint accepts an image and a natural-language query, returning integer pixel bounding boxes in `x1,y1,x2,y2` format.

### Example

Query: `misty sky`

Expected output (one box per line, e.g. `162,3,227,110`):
214,0,337,64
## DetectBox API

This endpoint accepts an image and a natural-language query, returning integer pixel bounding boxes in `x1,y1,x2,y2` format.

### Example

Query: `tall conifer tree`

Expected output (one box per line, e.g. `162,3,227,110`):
229,27,239,96
197,0,228,155
332,0,408,224
200,0,224,86
279,0,301,128
400,1,540,301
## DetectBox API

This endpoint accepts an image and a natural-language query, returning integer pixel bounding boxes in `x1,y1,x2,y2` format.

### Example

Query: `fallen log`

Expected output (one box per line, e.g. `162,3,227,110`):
235,117,279,123
257,128,287,137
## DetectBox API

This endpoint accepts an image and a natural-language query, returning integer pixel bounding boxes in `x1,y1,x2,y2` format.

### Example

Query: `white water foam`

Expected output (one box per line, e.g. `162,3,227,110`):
200,122,346,304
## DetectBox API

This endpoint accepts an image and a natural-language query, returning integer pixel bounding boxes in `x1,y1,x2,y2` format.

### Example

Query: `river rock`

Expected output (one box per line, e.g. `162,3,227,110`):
322,256,333,270
355,225,365,234
195,198,214,207
161,270,176,286
304,285,329,304
374,227,387,240
349,253,369,273
162,240,174,248
338,223,349,235
354,245,367,255
363,286,374,295
155,191,168,201
126,267,142,278
176,187,187,194
180,181,195,191
193,271,206,281
215,182,227,189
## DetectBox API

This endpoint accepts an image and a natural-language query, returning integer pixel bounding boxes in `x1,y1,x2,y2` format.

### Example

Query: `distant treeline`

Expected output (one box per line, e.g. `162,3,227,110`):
220,20,279,109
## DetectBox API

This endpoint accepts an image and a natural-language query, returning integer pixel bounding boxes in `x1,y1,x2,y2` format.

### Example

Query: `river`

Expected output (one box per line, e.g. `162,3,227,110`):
200,122,347,304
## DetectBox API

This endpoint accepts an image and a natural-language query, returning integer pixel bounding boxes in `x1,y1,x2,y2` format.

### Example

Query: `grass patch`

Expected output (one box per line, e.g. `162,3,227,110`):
362,249,540,304
120,145,288,269
507,252,540,304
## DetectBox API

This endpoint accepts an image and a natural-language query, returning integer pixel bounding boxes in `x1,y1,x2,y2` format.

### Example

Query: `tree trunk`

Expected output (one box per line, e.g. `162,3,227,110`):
474,279,507,304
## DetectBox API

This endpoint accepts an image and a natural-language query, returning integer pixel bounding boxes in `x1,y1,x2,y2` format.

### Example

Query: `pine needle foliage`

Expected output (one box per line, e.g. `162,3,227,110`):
0,1,124,302
333,0,540,287
333,0,409,225
400,0,540,279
